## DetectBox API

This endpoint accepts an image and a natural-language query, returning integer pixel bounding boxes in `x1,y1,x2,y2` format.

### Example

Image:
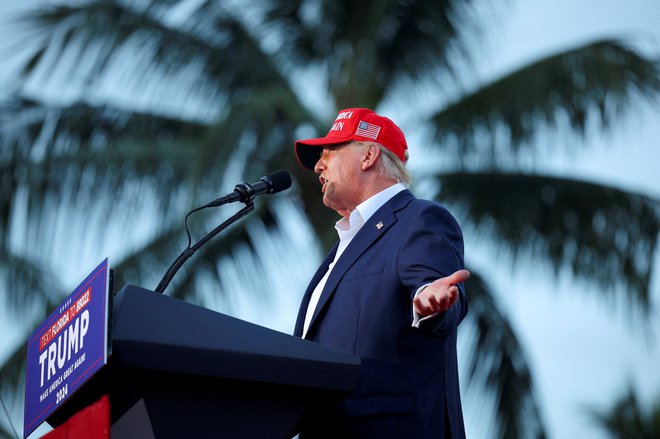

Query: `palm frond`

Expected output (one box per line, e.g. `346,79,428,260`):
439,172,660,314
463,271,546,439
0,250,60,317
588,384,660,439
1,329,36,439
0,343,27,405
1,99,205,190
432,40,660,163
0,426,15,439
0,88,314,247
0,97,208,244
261,0,489,107
18,0,304,118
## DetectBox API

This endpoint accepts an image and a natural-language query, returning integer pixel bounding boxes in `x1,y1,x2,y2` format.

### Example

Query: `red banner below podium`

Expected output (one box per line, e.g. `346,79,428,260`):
44,395,109,439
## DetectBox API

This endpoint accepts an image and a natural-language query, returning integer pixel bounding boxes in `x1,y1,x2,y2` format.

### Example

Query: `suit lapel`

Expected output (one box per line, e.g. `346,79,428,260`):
303,190,415,339
293,243,338,337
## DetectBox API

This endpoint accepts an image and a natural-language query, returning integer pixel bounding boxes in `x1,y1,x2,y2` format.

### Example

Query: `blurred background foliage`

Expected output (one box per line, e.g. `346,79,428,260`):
1,1,660,438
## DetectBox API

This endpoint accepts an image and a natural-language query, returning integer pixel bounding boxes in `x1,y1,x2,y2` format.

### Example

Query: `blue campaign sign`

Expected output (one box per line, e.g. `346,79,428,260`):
23,258,110,438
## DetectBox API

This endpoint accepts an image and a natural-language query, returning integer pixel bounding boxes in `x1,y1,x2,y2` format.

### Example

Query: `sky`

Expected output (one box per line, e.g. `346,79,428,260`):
1,1,660,439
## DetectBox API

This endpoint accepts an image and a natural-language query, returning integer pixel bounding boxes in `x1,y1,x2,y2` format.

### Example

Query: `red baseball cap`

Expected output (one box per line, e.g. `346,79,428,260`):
294,108,408,171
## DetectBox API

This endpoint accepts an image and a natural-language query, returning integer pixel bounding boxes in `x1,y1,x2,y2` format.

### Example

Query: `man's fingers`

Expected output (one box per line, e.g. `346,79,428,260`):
415,285,460,316
413,295,431,315
447,287,458,306
445,269,470,285
437,287,457,311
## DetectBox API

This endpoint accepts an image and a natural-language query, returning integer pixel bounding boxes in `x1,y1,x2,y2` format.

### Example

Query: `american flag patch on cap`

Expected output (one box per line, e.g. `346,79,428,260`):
355,121,381,140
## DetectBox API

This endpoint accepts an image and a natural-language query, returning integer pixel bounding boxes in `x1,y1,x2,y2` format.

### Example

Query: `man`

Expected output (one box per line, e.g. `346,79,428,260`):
292,108,469,438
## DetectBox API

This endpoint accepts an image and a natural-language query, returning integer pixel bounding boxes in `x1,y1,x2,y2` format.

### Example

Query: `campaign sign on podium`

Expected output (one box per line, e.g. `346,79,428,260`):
23,258,110,438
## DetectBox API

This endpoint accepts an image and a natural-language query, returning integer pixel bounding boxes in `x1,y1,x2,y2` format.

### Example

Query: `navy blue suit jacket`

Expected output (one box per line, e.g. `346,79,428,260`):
294,190,467,438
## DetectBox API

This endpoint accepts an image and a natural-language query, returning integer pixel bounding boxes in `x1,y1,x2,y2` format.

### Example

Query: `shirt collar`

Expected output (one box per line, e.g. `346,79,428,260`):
357,182,406,224
335,182,406,235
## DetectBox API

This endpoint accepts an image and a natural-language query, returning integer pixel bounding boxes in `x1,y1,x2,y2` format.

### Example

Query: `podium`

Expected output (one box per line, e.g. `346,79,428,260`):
46,285,361,438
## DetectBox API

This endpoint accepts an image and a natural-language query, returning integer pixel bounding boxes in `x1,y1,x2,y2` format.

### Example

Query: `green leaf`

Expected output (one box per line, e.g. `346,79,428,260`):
432,40,660,160
439,171,660,314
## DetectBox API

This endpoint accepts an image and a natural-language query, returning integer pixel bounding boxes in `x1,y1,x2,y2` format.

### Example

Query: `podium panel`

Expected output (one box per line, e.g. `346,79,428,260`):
48,285,360,438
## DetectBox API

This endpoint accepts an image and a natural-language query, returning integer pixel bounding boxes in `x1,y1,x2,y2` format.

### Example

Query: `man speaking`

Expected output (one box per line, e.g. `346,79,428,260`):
293,108,470,438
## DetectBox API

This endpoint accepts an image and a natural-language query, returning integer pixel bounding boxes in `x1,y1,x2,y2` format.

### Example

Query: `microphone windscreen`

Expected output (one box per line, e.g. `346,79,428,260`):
265,171,292,194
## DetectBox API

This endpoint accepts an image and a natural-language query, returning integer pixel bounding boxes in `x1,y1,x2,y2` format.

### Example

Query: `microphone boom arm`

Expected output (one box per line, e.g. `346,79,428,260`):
154,201,255,294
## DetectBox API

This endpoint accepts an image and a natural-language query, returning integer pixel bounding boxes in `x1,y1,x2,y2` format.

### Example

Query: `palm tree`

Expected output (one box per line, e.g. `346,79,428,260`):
1,1,659,438
589,384,660,439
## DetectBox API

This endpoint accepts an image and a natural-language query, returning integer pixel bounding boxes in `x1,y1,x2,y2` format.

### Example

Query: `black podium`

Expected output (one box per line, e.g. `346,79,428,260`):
47,285,361,438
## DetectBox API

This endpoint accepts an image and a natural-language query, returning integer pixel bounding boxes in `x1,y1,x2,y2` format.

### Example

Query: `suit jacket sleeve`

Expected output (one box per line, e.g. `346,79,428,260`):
396,201,467,337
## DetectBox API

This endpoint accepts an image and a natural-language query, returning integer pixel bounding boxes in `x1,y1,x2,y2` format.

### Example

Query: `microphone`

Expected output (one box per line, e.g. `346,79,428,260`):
204,171,292,207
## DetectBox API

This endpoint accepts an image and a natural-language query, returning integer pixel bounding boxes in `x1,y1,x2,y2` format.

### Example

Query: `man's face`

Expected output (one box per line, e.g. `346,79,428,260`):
314,143,365,218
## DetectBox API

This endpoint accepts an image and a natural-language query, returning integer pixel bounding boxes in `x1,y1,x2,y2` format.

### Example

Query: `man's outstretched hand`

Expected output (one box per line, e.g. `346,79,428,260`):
413,269,470,317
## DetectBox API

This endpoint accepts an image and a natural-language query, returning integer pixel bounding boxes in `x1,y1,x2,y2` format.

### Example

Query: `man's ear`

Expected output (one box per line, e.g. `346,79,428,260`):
361,144,381,171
